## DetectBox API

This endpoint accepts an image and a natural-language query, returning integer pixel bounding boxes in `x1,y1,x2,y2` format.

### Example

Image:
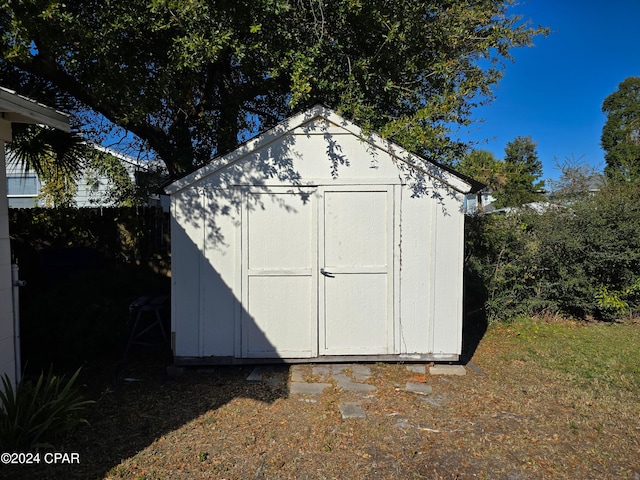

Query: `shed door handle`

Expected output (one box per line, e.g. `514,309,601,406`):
320,268,335,278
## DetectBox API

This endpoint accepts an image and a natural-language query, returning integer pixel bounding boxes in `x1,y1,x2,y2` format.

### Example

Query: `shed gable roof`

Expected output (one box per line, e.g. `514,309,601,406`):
165,105,477,195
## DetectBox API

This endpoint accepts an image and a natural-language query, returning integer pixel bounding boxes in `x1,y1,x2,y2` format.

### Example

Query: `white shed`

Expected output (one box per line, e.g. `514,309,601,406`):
0,87,70,386
166,106,479,364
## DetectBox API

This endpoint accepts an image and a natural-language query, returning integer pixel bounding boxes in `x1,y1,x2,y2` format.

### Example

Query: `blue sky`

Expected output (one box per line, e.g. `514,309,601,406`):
461,0,640,181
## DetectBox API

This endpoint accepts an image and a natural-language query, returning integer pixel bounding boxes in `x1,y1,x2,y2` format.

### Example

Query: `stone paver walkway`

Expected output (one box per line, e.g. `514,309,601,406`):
338,403,367,419
246,363,470,420
429,364,467,376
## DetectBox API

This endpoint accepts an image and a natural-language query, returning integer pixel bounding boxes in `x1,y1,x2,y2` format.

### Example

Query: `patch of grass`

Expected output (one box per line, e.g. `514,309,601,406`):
492,318,640,394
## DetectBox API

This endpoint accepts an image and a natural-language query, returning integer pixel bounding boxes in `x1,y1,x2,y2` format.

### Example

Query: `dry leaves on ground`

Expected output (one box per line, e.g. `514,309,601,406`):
3,322,640,480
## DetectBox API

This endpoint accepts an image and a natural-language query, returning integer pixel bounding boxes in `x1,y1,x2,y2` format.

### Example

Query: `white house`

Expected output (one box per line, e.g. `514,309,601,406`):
165,105,480,364
464,189,497,215
0,87,70,386
5,144,167,209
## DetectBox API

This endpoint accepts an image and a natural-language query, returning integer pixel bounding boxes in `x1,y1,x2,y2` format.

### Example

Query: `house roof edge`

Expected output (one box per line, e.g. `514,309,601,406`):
0,86,71,133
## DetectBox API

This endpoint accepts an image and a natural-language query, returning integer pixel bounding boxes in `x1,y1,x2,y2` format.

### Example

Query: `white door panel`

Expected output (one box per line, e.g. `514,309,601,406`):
323,273,388,353
324,191,387,268
320,188,392,355
241,190,316,358
245,275,313,357
248,195,312,272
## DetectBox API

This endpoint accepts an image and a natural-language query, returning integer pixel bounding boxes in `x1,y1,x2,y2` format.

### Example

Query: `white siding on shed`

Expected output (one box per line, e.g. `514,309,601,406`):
167,106,475,363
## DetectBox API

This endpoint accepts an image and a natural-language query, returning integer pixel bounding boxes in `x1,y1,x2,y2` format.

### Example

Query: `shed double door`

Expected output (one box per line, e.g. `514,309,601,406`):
241,186,393,358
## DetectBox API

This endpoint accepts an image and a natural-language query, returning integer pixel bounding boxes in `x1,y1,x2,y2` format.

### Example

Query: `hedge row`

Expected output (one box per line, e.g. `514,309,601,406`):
466,182,640,322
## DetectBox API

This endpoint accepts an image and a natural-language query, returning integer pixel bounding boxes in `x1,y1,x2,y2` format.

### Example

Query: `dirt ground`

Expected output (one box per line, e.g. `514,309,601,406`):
4,323,640,480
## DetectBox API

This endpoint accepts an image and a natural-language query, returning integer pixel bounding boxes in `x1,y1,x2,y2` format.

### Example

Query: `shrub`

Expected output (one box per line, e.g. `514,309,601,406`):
0,368,93,450
466,182,640,321
465,210,547,322
535,183,640,319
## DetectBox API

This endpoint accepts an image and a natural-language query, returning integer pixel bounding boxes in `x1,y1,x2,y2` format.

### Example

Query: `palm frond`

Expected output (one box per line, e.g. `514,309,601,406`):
6,124,88,176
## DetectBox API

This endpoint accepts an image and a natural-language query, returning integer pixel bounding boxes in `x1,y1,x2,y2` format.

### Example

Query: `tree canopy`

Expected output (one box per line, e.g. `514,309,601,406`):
494,135,544,207
601,76,640,183
457,137,544,209
455,149,506,192
0,0,546,177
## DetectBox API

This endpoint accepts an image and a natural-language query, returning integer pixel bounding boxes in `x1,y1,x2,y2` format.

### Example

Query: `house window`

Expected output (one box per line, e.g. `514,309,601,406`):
7,174,39,196
7,174,40,208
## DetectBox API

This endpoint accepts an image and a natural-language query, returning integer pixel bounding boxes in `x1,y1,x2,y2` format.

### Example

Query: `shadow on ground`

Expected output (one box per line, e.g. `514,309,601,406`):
461,268,489,364
461,308,488,364
3,347,290,480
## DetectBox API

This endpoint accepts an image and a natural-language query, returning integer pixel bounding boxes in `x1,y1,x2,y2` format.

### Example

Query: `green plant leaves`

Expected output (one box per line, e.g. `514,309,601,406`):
467,182,640,321
0,368,93,451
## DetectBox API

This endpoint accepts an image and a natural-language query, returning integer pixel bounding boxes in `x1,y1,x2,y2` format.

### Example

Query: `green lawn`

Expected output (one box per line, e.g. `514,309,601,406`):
491,319,640,394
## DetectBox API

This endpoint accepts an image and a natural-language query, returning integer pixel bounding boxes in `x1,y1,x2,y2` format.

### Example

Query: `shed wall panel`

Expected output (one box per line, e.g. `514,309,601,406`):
171,192,204,356
397,190,432,353
201,190,239,356
431,190,464,355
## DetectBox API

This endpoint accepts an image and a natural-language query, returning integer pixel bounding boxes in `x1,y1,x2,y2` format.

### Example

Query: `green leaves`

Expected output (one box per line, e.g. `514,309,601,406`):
1,0,547,176
601,76,640,183
494,136,545,208
458,137,545,209
456,150,507,192
6,123,85,207
467,182,640,322
0,368,93,450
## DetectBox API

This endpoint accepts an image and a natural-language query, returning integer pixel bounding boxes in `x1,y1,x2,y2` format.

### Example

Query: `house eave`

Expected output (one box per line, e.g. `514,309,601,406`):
0,87,71,134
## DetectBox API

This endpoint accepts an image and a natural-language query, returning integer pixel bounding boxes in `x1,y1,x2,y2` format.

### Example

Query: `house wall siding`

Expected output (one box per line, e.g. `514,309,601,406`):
4,153,147,208
0,134,16,385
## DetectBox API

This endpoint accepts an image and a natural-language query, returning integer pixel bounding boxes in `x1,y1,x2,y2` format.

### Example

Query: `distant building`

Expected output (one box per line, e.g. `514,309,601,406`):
5,145,168,209
464,189,497,214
